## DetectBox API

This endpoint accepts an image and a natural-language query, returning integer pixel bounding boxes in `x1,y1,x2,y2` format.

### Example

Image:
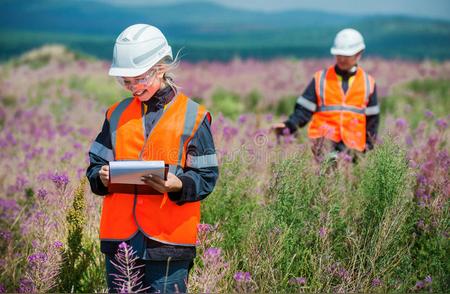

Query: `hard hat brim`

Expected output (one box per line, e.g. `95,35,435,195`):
330,44,365,56
108,66,149,77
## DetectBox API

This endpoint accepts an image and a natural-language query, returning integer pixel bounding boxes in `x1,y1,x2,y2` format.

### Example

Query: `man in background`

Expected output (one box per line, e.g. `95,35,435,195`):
273,28,380,161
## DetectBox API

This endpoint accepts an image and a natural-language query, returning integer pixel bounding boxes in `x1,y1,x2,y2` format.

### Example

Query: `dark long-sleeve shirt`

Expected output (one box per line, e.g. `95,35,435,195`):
284,65,379,150
86,87,218,260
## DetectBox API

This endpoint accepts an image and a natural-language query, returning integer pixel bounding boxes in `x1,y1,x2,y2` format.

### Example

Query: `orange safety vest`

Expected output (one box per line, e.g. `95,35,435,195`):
308,66,375,151
99,92,208,246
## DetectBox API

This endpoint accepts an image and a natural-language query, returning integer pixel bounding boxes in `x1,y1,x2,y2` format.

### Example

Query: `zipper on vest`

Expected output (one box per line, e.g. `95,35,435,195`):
138,93,179,160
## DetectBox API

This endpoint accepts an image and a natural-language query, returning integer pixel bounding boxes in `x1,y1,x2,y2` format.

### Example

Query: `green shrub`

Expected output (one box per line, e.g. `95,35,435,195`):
59,179,106,292
273,95,296,116
201,153,258,252
210,88,245,120
355,139,415,291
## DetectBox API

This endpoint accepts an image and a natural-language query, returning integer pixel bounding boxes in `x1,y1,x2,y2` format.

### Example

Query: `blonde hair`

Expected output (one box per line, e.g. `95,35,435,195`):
155,49,183,93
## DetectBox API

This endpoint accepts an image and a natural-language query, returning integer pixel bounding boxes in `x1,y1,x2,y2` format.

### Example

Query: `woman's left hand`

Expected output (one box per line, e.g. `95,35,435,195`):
141,172,183,193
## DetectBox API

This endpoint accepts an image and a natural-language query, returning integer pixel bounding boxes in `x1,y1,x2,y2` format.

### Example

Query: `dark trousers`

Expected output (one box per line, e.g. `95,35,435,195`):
105,254,191,293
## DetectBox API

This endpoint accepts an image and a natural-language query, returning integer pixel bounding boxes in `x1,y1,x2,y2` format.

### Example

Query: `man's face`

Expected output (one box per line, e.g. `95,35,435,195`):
335,52,361,71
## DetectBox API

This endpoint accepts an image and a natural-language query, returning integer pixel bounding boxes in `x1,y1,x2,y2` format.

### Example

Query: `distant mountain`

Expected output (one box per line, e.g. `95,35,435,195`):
1,0,450,61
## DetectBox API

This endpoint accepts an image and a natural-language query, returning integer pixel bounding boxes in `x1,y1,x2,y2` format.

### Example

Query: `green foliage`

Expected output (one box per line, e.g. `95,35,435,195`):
201,153,258,252
59,179,106,292
272,95,296,116
359,139,410,229
1,94,17,107
244,90,262,112
68,75,128,107
210,88,245,120
354,139,415,290
409,190,450,292
237,150,323,291
381,79,450,128
191,96,204,105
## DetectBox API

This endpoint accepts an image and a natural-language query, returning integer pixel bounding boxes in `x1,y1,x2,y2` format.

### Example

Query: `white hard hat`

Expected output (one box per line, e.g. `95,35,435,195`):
330,28,365,56
109,24,173,77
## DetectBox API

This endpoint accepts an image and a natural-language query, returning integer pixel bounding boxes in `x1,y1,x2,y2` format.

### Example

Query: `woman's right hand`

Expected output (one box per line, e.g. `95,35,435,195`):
99,165,110,187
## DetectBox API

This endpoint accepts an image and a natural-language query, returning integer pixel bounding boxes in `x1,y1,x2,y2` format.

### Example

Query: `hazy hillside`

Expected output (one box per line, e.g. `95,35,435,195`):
1,0,450,61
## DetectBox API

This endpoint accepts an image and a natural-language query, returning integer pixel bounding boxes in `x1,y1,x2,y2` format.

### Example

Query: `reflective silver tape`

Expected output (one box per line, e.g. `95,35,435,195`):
317,105,365,114
110,98,133,155
319,70,326,105
365,105,380,115
364,72,371,104
177,100,199,165
186,154,218,169
89,141,114,161
296,96,317,112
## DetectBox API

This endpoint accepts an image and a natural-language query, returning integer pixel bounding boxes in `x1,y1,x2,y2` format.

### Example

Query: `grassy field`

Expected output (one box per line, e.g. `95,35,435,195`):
0,46,448,292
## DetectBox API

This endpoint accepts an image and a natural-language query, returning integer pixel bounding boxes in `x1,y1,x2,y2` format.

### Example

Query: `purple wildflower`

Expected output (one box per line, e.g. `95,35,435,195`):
5,132,17,146
16,175,29,190
424,110,434,118
415,280,425,290
234,271,252,282
47,148,55,157
289,277,306,285
78,127,91,137
238,115,248,124
436,119,448,130
319,227,327,238
51,172,69,189
0,283,6,293
395,118,407,129
342,153,353,163
371,278,382,287
73,142,82,150
223,126,239,141
424,275,432,284
18,278,34,293
204,247,222,262
284,135,294,144
53,241,64,249
405,135,413,146
0,231,12,242
37,188,48,200
28,252,48,264
197,223,212,233
60,152,74,161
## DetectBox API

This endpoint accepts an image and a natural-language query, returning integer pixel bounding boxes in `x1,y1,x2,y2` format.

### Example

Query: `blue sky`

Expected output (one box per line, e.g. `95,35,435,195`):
104,0,450,20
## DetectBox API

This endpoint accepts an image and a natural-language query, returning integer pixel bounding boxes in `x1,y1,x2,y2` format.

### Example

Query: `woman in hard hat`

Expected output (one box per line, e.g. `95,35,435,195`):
273,28,380,161
86,24,219,293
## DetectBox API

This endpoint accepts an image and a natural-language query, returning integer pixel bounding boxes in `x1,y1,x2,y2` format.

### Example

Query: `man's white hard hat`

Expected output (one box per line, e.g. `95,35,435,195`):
330,28,365,56
109,24,173,77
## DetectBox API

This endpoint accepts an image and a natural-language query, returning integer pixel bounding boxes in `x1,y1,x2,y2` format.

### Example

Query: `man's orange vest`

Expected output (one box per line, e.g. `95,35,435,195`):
308,66,375,152
99,92,208,246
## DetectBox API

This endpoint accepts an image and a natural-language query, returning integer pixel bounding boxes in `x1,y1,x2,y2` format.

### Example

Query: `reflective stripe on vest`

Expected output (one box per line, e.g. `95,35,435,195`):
99,92,208,245
308,66,375,152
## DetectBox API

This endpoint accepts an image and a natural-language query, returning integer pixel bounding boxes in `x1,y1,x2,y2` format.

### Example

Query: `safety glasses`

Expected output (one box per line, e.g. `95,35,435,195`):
116,69,157,91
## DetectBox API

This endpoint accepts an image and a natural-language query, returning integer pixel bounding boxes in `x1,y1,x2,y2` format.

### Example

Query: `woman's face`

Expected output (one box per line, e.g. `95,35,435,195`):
120,68,163,101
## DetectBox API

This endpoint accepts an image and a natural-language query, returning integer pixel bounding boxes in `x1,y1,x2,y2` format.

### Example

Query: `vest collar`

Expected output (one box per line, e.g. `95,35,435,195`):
334,64,358,80
143,86,175,111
